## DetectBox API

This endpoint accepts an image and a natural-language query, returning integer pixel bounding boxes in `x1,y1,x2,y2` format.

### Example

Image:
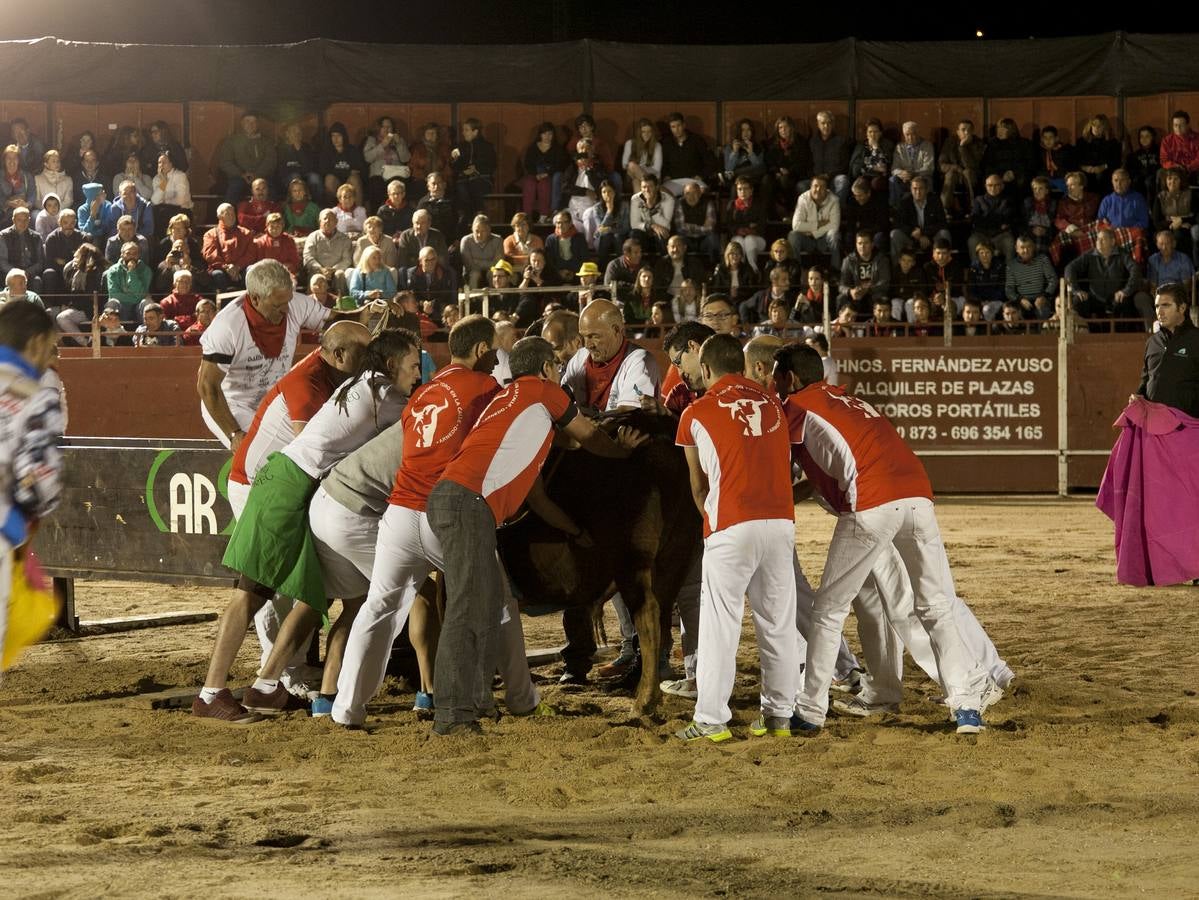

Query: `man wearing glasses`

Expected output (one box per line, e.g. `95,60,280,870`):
698,294,743,337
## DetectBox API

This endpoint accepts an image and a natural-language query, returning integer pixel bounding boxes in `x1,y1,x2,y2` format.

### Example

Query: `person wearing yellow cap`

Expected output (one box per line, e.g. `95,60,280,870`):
570,260,608,311
482,258,517,318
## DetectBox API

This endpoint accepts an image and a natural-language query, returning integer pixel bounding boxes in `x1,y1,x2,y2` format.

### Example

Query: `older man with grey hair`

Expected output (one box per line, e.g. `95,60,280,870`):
302,207,354,295
889,121,936,207
395,207,448,269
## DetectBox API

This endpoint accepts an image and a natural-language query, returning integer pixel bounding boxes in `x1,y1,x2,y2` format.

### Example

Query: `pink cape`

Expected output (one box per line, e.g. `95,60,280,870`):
1096,398,1199,587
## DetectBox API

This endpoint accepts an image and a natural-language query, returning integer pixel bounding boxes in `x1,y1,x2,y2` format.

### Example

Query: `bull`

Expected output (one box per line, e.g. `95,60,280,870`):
497,409,702,717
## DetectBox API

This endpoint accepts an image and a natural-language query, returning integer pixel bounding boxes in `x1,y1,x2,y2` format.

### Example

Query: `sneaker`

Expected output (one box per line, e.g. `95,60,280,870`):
979,679,1004,715
412,691,434,721
830,668,863,694
660,678,698,700
191,689,262,725
748,715,794,737
595,653,637,681
281,666,323,700
832,695,899,717
675,720,733,743
954,708,984,734
311,695,335,718
558,670,589,686
512,701,557,717
432,720,484,736
242,683,310,715
789,713,822,734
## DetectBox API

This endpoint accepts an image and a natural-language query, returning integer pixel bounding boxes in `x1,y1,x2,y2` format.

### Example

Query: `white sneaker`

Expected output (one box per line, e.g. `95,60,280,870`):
830,668,862,694
979,678,1005,714
832,695,899,717
660,678,698,700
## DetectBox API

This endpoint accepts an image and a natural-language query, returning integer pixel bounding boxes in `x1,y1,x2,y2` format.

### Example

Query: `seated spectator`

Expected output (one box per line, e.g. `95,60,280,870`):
362,116,410,208
202,202,255,292
939,119,986,214
112,179,154,244
236,177,279,234
1033,125,1073,192
440,303,461,332
111,153,152,203
922,238,966,314
867,297,900,336
254,212,301,278
672,180,718,265
0,269,43,307
623,266,660,324
890,176,950,265
9,119,44,175
955,299,989,336
1024,177,1057,257
282,177,320,236
302,207,353,295
159,269,203,330
968,174,1018,261
376,177,413,237
1126,126,1161,200
830,302,861,339
544,210,590,283
408,123,451,200
966,239,1007,320
353,215,400,273
76,182,114,244
319,122,364,203
395,208,448,270
660,112,711,198
910,294,943,336
104,240,152,321
1159,110,1199,185
502,212,544,271
402,245,458,311
741,265,797,326
839,230,892,314
64,131,96,182
1065,228,1153,327
332,182,367,237
1152,168,1198,260
459,213,503,289
450,117,496,229
671,278,700,322
275,122,320,201
890,121,935,207
623,118,665,189
307,273,334,308
569,261,608,314
809,110,852,201
719,118,765,188
102,126,143,182
1,206,44,291
149,151,191,241
849,118,893,195
649,300,674,330
1077,115,1121,196
1146,229,1195,293
1005,234,1058,320
566,113,617,189
42,208,82,295
62,241,104,296
709,240,759,308
982,118,1033,196
134,301,181,347
1098,169,1150,231
765,116,814,216
181,297,216,346
788,174,841,268
104,215,149,265
562,137,607,231
75,149,105,197
480,259,516,317
796,266,828,322
603,238,643,307
725,176,766,271
629,172,674,256
752,297,798,338
33,194,59,242
842,176,890,251
1050,170,1100,264
522,122,567,222
140,121,188,176
513,248,563,325
652,234,704,300
698,294,744,338
156,212,203,276
1,144,37,228
347,244,397,304
417,172,456,240
95,302,132,346
998,300,1034,335
761,238,803,286
35,149,73,209
889,247,926,320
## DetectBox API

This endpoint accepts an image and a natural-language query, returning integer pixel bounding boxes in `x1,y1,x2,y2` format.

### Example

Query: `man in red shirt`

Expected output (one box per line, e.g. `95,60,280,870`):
1159,110,1199,182
674,334,801,742
428,336,645,735
202,202,256,292
254,212,301,279
237,177,282,234
773,343,992,735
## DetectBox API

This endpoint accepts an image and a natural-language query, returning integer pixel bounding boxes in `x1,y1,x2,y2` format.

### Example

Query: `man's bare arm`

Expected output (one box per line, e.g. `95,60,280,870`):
197,360,243,449
683,445,708,516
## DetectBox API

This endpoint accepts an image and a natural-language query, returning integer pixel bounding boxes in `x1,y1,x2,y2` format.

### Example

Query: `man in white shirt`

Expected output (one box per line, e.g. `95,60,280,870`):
629,174,675,256
788,175,841,268
560,299,661,414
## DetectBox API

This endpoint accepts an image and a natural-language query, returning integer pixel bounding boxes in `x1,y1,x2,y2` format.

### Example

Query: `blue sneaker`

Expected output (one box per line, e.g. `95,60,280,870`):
311,695,335,718
789,713,822,734
954,708,984,734
413,691,434,721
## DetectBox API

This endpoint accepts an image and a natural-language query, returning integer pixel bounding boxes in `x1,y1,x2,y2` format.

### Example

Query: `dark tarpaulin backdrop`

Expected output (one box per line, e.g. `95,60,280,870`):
0,33,1196,106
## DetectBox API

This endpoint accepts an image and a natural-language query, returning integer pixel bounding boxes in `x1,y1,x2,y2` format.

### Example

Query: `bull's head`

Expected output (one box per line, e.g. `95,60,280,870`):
717,397,769,436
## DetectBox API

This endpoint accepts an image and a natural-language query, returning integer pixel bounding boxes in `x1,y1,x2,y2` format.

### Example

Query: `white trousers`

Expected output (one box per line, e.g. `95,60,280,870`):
792,551,860,684
333,504,538,726
308,486,377,599
796,499,988,725
695,519,800,725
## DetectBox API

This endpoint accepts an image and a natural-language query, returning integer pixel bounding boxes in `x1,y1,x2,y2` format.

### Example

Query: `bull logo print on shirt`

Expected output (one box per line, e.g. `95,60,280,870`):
718,397,770,436
412,398,451,447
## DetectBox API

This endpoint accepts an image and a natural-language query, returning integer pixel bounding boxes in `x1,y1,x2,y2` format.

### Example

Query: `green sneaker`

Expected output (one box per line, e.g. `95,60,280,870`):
748,714,795,737
512,701,557,718
675,720,733,743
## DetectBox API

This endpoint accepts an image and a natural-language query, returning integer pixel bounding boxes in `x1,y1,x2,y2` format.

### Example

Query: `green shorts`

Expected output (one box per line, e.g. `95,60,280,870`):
221,452,327,613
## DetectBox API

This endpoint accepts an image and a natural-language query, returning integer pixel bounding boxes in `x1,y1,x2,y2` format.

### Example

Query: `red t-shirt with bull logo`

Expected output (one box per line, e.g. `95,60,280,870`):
389,364,502,511
782,382,933,513
675,373,794,537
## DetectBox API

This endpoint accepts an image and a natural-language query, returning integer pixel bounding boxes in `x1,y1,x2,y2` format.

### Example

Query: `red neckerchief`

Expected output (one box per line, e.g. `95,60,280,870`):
777,137,791,151
243,298,286,358
1044,147,1059,175
6,172,21,189
386,199,407,210
289,200,308,215
583,338,630,410
576,156,595,171
734,197,750,212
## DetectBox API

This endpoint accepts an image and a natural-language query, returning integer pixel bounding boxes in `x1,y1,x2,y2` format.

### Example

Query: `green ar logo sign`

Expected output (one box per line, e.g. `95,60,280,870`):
146,450,234,536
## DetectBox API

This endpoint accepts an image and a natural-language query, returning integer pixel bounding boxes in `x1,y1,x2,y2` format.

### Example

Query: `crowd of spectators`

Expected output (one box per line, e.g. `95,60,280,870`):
1,107,1196,344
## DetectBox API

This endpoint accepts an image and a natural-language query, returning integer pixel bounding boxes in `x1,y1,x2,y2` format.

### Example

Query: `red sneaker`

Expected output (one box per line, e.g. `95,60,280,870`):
241,684,310,716
191,689,262,724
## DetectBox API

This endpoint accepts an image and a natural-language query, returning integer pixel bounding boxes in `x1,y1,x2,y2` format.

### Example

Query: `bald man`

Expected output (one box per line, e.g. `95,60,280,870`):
560,299,661,414
541,310,583,379
743,335,784,387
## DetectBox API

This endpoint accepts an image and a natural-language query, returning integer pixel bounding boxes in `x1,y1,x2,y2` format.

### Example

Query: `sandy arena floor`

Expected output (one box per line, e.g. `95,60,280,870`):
1,497,1197,898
